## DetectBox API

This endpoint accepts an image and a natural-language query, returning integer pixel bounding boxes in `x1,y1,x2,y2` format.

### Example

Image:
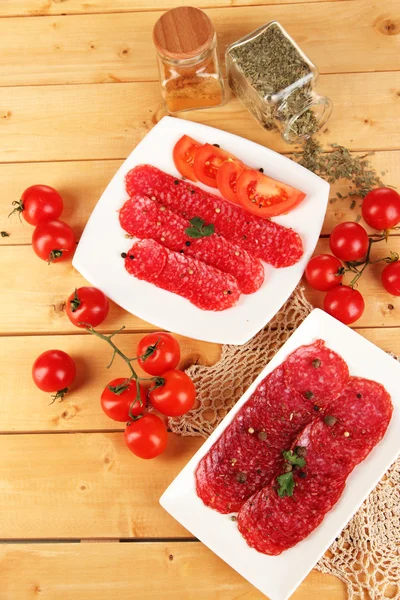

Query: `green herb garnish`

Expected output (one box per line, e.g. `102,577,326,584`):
185,217,215,239
277,472,294,498
283,450,306,468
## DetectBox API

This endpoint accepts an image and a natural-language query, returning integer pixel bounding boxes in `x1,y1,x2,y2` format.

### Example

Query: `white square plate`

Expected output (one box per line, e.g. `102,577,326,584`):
160,309,400,600
73,116,329,344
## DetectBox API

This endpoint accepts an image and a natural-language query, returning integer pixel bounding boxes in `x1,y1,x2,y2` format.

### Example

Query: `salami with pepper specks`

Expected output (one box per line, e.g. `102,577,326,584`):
125,165,303,268
119,195,265,294
124,239,240,311
237,376,393,555
195,341,350,514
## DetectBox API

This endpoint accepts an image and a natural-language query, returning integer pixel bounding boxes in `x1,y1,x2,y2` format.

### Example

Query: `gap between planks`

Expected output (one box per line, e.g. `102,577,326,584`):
0,0,353,20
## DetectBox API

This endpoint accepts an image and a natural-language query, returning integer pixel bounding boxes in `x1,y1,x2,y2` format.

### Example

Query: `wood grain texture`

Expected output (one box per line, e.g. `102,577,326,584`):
1,151,399,245
0,432,200,539
0,542,346,600
1,1,399,86
0,327,398,432
1,237,400,335
0,0,352,18
1,72,399,164
0,333,220,432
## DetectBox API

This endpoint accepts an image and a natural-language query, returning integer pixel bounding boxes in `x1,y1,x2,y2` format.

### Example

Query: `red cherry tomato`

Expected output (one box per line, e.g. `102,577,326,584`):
149,370,196,417
124,414,168,459
32,220,75,263
66,287,109,328
236,169,306,218
216,160,245,204
329,222,369,262
101,378,147,421
137,332,180,376
324,285,365,325
173,135,201,182
193,144,237,188
305,254,344,291
362,188,400,231
10,185,63,226
381,261,400,296
32,350,76,399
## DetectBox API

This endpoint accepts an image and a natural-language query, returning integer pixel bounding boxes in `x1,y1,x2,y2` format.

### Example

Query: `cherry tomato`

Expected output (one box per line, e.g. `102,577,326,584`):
362,188,400,231
193,144,237,188
236,169,306,218
216,160,245,204
32,349,76,399
32,220,75,263
381,261,400,296
124,414,168,459
329,222,369,262
173,135,201,182
149,370,195,417
305,254,344,291
101,378,147,421
66,287,109,328
10,185,63,226
137,332,180,376
324,285,365,325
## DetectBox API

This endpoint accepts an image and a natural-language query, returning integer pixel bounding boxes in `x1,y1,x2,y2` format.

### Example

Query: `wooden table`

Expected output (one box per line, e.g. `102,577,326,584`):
0,0,399,598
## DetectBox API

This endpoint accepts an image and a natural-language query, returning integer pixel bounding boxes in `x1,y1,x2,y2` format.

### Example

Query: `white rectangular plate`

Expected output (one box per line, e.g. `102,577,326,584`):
73,116,329,345
160,309,400,600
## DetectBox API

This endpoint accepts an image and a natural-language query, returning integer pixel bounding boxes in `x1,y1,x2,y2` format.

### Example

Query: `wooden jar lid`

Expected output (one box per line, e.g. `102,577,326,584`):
153,7,215,60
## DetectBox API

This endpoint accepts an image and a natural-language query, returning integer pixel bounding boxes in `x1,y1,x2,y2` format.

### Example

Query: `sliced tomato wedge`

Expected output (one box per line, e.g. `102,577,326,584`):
193,144,238,188
216,160,245,204
173,135,201,181
236,169,306,218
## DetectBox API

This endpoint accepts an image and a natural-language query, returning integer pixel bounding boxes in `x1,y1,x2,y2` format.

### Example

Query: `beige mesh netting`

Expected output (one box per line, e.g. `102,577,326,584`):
169,287,400,599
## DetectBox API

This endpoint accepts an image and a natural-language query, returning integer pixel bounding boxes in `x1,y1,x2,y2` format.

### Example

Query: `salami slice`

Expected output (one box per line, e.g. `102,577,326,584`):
284,340,350,408
125,165,303,268
124,239,240,311
237,376,393,555
119,195,265,294
195,363,332,514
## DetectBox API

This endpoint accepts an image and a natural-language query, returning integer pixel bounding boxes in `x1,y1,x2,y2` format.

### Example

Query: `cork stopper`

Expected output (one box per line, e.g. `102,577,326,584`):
153,6,215,60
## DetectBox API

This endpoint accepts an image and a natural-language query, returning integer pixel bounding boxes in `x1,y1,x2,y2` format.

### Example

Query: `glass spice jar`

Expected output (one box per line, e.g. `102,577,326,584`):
226,21,332,143
153,6,225,114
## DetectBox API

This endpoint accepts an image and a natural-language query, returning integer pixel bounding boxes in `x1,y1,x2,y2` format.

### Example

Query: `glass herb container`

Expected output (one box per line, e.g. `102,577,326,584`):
226,21,332,143
153,6,225,114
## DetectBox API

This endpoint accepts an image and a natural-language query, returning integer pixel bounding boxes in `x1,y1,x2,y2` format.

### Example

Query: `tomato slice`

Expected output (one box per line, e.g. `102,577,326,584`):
216,160,245,204
173,135,201,182
193,144,238,188
236,169,306,217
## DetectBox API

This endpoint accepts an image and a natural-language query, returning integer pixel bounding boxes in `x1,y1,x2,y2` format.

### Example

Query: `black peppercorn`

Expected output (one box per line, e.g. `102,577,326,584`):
121,252,127,258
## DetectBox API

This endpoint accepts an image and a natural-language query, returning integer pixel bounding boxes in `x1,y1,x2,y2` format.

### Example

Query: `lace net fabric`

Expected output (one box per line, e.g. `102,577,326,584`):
169,287,400,599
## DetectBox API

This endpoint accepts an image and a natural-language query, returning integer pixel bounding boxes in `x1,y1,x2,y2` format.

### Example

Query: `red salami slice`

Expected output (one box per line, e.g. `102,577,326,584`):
195,364,333,514
124,239,240,311
125,165,303,268
119,195,265,294
237,376,392,555
284,340,350,408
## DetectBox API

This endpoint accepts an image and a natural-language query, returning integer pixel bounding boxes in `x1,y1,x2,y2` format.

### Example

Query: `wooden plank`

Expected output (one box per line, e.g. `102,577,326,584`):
1,151,398,245
2,236,400,334
0,245,156,334
1,1,399,86
0,333,221,433
1,72,399,164
0,432,200,538
0,542,346,600
0,327,398,434
0,0,351,18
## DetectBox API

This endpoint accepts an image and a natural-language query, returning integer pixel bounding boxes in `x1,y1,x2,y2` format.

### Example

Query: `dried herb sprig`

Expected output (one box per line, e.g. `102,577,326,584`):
293,138,388,201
